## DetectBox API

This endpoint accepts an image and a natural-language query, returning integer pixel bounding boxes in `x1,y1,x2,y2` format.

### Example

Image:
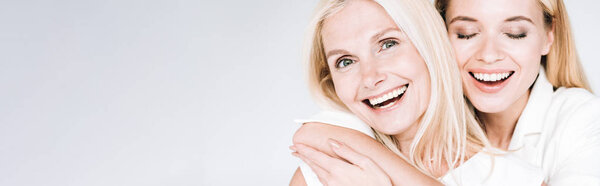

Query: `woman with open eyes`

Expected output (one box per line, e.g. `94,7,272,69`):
290,0,600,185
289,0,550,185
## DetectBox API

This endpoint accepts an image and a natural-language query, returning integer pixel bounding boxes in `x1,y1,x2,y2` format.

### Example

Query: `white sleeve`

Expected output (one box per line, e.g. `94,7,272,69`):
299,162,323,186
294,109,374,138
547,98,600,185
441,152,544,186
294,110,374,186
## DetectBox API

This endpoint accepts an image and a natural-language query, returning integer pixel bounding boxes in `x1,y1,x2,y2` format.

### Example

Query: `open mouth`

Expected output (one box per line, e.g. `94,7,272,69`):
362,85,408,110
469,71,514,86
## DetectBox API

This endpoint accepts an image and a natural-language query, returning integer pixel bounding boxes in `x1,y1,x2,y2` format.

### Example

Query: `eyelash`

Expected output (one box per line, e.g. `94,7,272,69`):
380,39,399,50
335,56,354,69
506,33,527,39
457,33,478,40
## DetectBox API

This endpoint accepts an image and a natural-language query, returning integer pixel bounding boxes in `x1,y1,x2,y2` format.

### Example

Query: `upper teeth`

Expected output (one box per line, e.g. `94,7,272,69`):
368,86,407,106
473,72,511,82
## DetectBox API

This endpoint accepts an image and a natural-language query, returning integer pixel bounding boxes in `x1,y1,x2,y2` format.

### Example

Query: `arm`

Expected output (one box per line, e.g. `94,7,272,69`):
292,122,442,186
290,167,307,186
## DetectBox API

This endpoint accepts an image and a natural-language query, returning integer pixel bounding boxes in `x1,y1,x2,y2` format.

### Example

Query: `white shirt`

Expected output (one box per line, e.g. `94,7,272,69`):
294,112,543,185
508,69,600,185
294,68,600,185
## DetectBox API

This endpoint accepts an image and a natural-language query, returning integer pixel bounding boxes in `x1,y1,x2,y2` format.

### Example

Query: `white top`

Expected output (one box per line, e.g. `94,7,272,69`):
294,68,600,185
507,68,600,185
440,151,543,186
294,111,543,185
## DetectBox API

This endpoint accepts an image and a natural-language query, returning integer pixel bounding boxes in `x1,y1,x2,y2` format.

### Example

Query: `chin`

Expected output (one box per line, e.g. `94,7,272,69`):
469,96,512,114
370,116,413,135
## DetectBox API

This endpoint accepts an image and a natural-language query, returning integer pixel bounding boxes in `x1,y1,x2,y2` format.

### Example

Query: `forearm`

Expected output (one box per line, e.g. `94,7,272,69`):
293,122,442,186
290,167,308,186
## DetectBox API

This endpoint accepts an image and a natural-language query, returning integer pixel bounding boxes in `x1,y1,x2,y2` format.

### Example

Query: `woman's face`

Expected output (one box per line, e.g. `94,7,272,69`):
445,0,553,113
321,0,431,136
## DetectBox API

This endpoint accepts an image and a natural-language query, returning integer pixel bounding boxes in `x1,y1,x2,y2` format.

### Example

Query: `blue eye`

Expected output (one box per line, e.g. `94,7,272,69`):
506,32,527,39
381,40,398,50
336,58,354,68
457,33,477,39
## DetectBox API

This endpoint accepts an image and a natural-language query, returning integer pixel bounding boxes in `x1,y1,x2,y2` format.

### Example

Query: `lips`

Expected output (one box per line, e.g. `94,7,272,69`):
468,70,514,93
362,85,408,111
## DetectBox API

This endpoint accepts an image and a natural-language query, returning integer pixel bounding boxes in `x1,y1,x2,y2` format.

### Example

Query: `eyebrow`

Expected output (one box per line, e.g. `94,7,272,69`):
505,16,533,24
371,27,399,43
325,27,400,59
325,49,350,59
449,15,534,24
448,16,477,24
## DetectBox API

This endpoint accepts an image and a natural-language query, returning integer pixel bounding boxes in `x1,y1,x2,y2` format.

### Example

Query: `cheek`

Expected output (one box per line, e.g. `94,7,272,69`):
420,70,432,109
450,40,473,67
408,58,432,111
505,41,543,69
331,74,357,105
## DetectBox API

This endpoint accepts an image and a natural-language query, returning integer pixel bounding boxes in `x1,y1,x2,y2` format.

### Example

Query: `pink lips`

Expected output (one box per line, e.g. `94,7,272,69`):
468,69,514,94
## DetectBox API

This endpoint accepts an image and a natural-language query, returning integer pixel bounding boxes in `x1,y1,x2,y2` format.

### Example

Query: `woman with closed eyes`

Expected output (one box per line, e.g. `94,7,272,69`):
290,0,600,185
436,0,600,184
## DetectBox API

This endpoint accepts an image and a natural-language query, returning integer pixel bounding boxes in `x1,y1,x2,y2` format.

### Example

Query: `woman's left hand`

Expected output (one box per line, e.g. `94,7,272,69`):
291,139,392,186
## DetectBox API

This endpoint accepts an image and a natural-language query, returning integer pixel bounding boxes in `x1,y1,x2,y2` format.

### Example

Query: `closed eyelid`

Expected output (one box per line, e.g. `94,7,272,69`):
454,28,478,34
501,26,528,34
449,23,479,33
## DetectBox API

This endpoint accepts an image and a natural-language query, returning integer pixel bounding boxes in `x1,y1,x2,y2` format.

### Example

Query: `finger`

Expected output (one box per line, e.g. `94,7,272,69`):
327,138,374,169
292,151,330,184
294,143,349,172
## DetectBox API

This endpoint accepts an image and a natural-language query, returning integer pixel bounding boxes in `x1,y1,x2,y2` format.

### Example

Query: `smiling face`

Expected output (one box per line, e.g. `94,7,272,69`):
321,0,431,136
444,0,554,113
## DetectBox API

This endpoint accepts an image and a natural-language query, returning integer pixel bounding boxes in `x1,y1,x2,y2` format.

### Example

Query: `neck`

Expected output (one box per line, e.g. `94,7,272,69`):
478,90,530,150
392,120,420,158
393,119,453,178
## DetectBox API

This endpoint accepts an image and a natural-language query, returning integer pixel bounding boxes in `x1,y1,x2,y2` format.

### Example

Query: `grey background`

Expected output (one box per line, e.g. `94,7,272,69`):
0,0,598,185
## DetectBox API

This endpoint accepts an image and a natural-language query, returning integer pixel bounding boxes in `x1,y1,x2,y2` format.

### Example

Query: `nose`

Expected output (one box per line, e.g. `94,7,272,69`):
360,60,386,89
475,35,505,64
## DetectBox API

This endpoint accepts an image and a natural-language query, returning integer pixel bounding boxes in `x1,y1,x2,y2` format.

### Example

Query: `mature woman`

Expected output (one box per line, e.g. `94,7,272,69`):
289,0,543,185
292,0,600,185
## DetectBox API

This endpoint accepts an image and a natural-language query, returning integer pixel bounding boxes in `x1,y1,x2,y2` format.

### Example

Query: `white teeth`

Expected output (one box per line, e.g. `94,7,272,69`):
368,85,407,106
472,72,511,82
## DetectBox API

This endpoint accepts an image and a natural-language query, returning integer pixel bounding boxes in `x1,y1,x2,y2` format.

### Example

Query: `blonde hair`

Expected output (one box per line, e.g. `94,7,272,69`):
304,0,490,177
435,0,592,92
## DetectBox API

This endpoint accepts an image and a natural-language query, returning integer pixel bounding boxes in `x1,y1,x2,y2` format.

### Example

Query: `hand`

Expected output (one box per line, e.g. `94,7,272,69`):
291,139,392,186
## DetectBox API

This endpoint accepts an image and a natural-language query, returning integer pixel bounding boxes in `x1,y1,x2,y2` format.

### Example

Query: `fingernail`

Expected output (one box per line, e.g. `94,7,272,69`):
328,138,340,149
289,145,297,152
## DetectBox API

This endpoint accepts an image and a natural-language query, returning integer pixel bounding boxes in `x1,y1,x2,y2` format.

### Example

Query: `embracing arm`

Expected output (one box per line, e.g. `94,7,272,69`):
290,167,307,186
292,122,442,186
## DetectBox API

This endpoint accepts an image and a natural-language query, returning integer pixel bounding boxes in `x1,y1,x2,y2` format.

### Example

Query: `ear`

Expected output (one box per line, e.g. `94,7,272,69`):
542,24,555,55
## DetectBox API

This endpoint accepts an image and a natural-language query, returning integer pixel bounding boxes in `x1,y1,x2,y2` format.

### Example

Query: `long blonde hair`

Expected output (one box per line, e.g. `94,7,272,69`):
304,0,490,177
435,0,592,92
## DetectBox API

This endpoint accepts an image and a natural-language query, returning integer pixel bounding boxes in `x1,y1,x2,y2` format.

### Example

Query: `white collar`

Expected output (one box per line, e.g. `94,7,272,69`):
508,67,553,149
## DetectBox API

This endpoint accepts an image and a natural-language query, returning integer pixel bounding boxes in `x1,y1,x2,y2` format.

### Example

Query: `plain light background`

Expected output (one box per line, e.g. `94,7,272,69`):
0,0,598,185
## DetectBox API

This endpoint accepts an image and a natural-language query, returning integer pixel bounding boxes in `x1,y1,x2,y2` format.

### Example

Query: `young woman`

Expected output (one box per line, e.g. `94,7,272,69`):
436,0,600,184
289,0,544,185
291,0,600,185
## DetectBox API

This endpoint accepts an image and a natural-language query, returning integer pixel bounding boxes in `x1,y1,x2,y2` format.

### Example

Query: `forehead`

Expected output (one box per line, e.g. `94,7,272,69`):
447,0,542,22
321,0,398,49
